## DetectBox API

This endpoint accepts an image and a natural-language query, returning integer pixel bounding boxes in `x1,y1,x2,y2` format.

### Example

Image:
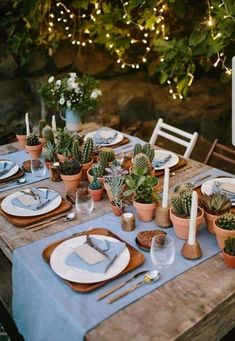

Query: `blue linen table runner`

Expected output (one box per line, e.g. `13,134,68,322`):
13,211,220,341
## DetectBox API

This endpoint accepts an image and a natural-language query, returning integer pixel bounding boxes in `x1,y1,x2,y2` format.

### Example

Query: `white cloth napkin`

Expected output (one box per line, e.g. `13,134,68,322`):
0,160,15,177
152,152,171,168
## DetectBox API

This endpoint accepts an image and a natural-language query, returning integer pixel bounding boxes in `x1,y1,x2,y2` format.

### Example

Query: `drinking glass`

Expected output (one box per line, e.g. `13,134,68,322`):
75,186,94,215
31,158,47,178
150,235,175,270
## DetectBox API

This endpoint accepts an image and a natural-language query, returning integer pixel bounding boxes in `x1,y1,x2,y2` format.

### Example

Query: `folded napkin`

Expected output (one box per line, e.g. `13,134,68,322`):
211,181,235,201
92,131,117,145
66,237,126,273
0,160,15,177
152,152,171,168
11,187,60,211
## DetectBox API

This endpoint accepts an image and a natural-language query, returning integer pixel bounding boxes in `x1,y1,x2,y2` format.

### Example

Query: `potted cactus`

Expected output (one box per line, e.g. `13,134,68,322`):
103,161,128,202
213,212,235,249
81,137,94,180
15,123,28,149
42,125,55,145
58,159,82,190
55,128,74,162
132,153,155,176
133,143,155,163
200,193,232,234
25,134,43,159
169,184,204,239
88,176,104,202
43,142,57,169
39,119,47,145
222,237,235,268
87,148,115,184
124,166,159,222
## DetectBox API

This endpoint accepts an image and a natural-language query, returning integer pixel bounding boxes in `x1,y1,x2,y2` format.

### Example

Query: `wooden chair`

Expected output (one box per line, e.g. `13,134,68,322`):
149,118,198,158
204,139,235,166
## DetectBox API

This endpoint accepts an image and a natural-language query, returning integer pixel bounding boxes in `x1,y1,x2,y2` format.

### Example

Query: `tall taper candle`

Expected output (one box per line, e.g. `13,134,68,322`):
25,112,30,136
188,191,198,245
52,115,57,131
162,167,169,208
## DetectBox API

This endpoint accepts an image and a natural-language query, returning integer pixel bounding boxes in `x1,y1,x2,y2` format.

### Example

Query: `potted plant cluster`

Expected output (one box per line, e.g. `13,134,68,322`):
124,166,159,222
58,159,82,190
39,73,102,131
87,148,116,184
55,128,76,162
222,237,235,268
72,137,94,181
25,134,43,159
213,212,235,249
132,143,155,176
200,192,232,234
88,176,104,202
170,184,204,239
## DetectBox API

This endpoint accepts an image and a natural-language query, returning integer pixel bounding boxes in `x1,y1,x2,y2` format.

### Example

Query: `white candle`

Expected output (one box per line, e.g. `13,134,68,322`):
25,112,30,136
188,191,198,245
162,167,169,208
52,115,57,131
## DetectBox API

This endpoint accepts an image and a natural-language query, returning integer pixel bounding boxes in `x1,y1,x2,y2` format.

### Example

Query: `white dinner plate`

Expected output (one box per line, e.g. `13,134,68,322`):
201,177,235,205
0,160,19,180
86,129,124,147
152,150,179,170
1,188,62,217
50,234,130,283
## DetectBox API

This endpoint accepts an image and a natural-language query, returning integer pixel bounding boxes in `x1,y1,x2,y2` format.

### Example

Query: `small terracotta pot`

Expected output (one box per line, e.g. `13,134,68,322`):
133,200,157,222
222,249,235,268
56,153,71,163
60,171,82,191
81,159,93,181
110,202,123,216
87,167,105,185
169,207,204,240
25,143,43,159
16,134,27,149
88,187,104,202
204,211,218,234
213,220,235,249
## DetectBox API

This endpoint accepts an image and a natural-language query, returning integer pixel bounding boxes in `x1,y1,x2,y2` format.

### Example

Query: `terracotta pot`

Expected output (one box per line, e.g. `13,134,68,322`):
110,202,123,216
56,153,71,163
25,143,43,159
60,171,82,191
88,187,104,202
213,220,235,249
133,200,157,222
16,134,27,149
222,249,235,268
87,167,105,185
169,207,204,240
81,159,93,181
103,181,115,202
204,211,218,234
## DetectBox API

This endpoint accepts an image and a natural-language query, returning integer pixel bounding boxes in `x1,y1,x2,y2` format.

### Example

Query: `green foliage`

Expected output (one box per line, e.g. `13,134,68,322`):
200,192,231,215
15,123,26,135
26,134,40,146
124,166,159,204
133,143,154,163
81,137,94,164
43,141,56,162
91,164,103,177
58,159,82,175
72,138,82,161
39,119,47,138
55,128,74,157
133,153,152,173
99,148,115,174
170,184,193,218
224,237,235,256
216,212,235,230
89,176,102,190
42,125,54,144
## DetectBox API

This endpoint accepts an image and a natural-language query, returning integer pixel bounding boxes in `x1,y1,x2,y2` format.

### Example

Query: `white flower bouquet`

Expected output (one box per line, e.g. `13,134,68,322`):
39,73,102,117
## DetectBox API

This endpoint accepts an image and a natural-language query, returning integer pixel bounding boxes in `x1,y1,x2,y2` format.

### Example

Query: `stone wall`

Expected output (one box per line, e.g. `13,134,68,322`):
0,41,232,145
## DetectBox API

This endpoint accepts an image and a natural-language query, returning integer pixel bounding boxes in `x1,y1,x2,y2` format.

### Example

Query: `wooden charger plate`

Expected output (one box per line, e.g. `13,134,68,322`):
0,198,72,227
109,136,129,148
154,158,187,177
0,168,25,184
43,227,145,293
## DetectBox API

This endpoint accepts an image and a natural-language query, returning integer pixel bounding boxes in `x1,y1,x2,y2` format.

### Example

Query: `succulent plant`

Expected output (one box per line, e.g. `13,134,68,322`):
81,137,94,164
200,192,232,215
56,128,74,157
89,176,102,190
43,141,56,162
72,138,82,161
133,143,155,162
15,123,27,135
104,160,128,178
91,164,103,177
58,159,82,175
170,184,193,218
216,212,235,230
26,134,40,146
42,126,54,144
224,237,235,256
39,119,47,138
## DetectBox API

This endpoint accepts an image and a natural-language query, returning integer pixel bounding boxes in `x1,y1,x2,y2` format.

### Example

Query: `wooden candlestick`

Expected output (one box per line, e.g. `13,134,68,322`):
155,206,172,228
121,212,135,231
181,240,202,260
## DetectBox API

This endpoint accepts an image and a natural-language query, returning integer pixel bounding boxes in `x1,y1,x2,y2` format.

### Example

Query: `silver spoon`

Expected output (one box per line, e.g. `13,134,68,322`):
64,212,77,222
26,212,77,231
0,177,27,188
108,270,160,304
17,177,27,184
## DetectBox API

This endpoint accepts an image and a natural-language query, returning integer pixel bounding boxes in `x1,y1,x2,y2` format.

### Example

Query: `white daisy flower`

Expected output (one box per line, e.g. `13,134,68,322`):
48,76,54,83
69,72,77,78
55,80,61,88
90,89,102,99
59,97,65,105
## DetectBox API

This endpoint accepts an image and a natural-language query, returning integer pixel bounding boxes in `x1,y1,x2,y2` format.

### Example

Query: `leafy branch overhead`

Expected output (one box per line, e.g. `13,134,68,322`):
1,0,234,98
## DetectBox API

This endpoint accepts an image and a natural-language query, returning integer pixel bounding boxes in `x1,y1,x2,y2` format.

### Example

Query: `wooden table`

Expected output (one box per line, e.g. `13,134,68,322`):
0,139,235,341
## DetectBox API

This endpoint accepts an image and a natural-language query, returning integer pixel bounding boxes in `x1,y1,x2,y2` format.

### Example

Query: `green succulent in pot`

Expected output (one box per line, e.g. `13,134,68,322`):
15,123,27,136
58,159,82,175
55,128,74,157
26,134,40,146
43,141,56,163
89,176,102,190
200,192,232,215
216,212,235,230
222,237,235,268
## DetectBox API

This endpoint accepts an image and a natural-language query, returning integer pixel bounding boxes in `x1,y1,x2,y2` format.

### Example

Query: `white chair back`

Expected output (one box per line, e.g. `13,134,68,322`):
149,118,198,158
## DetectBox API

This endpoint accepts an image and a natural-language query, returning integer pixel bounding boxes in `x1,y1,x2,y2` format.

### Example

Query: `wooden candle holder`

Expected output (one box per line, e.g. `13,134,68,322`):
121,212,135,231
181,240,202,260
155,206,172,228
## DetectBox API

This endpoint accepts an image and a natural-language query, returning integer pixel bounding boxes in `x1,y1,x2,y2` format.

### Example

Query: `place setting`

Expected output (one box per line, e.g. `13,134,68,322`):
0,159,25,187
86,129,129,148
152,149,187,176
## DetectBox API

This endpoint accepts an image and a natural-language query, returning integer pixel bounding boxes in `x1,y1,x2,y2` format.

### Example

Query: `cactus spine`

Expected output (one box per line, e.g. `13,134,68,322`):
39,119,47,138
81,137,94,164
133,143,155,162
170,184,193,218
99,147,115,162
72,138,82,161
133,153,152,173
91,164,103,177
216,212,235,230
42,126,54,144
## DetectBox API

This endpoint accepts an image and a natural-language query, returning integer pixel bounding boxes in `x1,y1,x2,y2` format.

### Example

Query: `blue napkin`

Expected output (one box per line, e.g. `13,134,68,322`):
0,160,15,177
11,187,60,211
152,153,171,168
211,181,235,202
66,237,126,273
92,131,117,145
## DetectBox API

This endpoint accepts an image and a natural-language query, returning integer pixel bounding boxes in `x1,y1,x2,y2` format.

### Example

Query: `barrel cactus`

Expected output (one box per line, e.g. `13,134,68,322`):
42,126,54,144
170,184,193,218
99,147,115,162
39,119,47,138
133,143,155,163
216,212,235,230
81,137,94,164
133,153,152,174
91,164,103,177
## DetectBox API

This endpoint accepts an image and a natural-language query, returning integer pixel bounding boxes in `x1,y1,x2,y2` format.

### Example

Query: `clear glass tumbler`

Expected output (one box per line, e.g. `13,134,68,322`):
150,235,175,270
75,186,94,215
31,158,46,178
